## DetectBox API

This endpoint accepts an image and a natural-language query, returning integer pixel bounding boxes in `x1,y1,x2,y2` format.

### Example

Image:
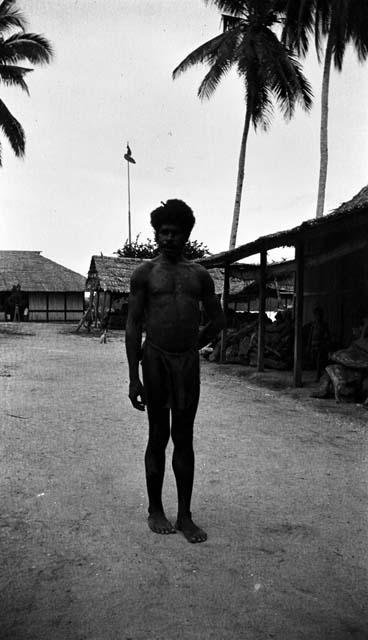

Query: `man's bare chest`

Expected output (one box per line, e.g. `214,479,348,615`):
148,265,202,298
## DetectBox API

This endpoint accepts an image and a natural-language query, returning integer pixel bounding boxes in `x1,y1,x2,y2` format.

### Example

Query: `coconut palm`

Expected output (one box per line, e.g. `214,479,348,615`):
0,0,53,165
283,0,368,217
173,0,313,249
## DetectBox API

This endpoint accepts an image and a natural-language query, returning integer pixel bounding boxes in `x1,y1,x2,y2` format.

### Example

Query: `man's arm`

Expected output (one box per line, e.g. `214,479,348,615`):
198,267,226,350
125,265,148,411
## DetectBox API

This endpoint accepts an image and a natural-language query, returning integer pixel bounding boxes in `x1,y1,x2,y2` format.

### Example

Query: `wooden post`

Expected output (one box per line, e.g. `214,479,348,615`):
293,240,304,387
220,263,230,363
257,249,267,371
76,290,94,332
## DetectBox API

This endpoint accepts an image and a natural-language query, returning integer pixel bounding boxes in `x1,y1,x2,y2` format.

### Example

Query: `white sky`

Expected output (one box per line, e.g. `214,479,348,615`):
1,0,368,276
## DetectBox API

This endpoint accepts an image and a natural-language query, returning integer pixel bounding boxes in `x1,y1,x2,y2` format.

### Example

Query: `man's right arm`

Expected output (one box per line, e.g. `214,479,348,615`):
125,265,148,411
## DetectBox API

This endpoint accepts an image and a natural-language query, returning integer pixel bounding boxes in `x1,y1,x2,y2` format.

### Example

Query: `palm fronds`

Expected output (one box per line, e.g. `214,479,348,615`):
0,0,26,33
0,32,54,65
0,63,31,93
204,0,247,17
173,0,313,247
0,98,25,161
173,30,238,79
0,2,53,165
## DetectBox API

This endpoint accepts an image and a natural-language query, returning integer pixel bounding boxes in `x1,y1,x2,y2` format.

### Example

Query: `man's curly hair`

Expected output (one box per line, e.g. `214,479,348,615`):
150,199,195,239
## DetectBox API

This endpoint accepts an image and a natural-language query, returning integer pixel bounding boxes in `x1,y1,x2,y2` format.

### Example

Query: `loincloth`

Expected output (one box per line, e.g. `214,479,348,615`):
141,340,200,410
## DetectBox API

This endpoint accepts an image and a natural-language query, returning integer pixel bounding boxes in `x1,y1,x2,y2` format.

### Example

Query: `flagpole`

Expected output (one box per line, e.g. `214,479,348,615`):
127,156,131,244
124,142,135,245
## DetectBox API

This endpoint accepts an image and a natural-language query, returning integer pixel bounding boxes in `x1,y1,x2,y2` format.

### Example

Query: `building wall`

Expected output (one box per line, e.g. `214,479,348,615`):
29,292,84,322
29,293,47,321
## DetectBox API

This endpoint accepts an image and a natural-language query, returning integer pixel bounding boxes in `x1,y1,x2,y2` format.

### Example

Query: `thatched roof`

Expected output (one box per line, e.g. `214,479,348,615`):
87,255,143,292
86,256,253,296
0,251,86,292
331,185,368,215
229,278,294,302
199,185,368,269
208,268,250,296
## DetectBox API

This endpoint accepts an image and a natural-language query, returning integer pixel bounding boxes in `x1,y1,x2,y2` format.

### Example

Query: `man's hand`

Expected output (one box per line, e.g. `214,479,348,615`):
129,379,146,411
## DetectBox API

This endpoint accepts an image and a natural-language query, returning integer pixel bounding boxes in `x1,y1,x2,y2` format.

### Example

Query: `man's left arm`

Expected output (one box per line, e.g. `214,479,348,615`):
198,268,226,350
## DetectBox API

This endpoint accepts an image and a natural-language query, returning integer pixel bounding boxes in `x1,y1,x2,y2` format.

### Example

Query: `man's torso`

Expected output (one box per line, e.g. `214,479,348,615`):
143,258,204,352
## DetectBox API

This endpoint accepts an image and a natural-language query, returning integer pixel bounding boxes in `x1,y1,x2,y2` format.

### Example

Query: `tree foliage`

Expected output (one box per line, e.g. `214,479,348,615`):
173,0,313,248
282,0,368,217
116,236,211,260
0,0,53,165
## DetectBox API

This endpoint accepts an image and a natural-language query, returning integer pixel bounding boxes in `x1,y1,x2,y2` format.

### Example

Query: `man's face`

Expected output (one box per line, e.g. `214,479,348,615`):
157,224,187,258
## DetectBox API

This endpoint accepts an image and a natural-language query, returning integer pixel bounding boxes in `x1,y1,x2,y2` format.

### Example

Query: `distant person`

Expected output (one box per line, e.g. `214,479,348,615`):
7,285,22,322
13,284,22,322
308,306,331,381
13,304,20,322
126,199,225,543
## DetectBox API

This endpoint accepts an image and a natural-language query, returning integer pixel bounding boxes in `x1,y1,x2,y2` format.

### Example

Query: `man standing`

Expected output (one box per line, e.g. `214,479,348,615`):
125,199,225,543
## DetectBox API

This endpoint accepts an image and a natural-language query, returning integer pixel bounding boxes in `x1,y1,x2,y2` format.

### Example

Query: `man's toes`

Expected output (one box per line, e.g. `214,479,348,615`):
190,531,207,543
148,516,176,535
165,526,176,534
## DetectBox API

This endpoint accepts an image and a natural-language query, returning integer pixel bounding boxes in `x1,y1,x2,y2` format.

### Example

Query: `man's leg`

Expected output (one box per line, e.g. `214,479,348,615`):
171,404,207,543
145,405,176,534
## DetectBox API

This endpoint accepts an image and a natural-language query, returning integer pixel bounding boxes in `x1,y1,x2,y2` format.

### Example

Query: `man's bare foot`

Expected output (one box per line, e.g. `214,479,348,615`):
148,512,176,535
175,515,207,543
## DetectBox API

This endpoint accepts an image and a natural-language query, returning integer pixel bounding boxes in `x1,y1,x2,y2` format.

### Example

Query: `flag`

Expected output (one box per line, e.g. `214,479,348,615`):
124,144,136,164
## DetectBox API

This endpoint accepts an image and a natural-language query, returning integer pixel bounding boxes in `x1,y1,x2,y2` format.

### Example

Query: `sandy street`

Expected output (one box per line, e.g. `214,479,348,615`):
0,323,367,640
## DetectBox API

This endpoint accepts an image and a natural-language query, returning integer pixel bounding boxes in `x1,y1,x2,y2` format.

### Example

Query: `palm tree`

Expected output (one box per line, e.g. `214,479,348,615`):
0,0,53,165
173,0,313,249
283,0,368,218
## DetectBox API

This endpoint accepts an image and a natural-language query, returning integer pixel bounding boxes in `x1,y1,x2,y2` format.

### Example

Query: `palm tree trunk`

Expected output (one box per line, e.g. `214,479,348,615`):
229,97,252,249
316,30,333,218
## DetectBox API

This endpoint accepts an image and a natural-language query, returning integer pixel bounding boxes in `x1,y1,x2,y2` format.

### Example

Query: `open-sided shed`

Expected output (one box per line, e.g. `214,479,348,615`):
199,185,368,385
0,251,85,322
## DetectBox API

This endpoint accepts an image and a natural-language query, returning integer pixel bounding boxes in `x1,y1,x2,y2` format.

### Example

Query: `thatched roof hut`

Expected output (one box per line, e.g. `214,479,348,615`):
86,255,143,293
0,251,85,322
0,251,85,292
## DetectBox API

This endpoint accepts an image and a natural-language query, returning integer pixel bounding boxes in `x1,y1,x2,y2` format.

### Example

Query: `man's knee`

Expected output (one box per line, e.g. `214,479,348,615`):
147,426,170,451
171,423,194,451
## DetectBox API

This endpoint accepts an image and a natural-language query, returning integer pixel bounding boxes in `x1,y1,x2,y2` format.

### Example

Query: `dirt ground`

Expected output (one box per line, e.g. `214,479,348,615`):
1,323,367,640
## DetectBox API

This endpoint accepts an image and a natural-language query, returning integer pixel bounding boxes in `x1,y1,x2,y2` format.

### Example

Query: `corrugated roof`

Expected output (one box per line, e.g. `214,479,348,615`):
0,251,86,292
86,256,144,292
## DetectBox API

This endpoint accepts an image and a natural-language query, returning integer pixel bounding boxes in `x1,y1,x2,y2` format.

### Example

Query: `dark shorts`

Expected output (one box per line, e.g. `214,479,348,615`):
141,341,200,410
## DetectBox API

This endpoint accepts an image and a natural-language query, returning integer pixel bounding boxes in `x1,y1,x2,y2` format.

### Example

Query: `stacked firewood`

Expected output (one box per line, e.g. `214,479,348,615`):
202,310,294,370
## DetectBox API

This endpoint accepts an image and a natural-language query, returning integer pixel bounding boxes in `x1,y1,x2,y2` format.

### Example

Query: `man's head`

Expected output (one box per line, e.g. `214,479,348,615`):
150,199,195,259
150,199,195,238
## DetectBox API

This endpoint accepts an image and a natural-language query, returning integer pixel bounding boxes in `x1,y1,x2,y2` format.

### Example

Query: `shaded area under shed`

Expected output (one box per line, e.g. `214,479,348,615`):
199,185,368,387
